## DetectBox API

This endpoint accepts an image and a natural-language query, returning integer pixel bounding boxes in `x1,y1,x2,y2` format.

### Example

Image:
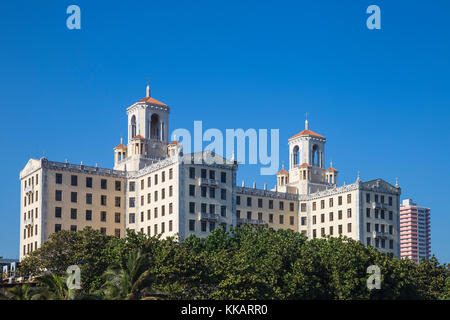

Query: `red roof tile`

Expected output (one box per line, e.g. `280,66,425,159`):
289,129,325,140
169,141,179,145
299,163,312,168
114,143,127,150
137,97,167,106
133,134,145,140
327,167,338,172
277,169,288,175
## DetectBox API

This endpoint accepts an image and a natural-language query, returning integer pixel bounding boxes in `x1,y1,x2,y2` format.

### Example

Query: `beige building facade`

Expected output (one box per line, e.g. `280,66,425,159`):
19,86,401,260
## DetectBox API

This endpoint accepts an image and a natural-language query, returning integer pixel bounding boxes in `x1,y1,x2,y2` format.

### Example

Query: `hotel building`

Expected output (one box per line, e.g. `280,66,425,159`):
19,86,401,260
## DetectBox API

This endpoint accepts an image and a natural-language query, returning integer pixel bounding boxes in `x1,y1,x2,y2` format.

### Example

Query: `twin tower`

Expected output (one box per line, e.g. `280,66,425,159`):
113,85,170,172
112,85,338,195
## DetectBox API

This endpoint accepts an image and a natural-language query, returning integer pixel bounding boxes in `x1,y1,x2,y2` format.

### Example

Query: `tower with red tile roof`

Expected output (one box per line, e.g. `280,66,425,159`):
114,84,170,171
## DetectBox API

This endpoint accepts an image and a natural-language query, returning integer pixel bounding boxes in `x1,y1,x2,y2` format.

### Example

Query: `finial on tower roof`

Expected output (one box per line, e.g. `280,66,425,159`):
395,177,399,188
146,80,150,97
356,171,361,182
305,112,309,130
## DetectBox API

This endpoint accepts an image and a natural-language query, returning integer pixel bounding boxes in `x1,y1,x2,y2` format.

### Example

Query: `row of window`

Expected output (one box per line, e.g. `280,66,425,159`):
53,224,121,237
188,220,227,232
23,241,38,256
23,208,38,221
366,222,394,234
54,190,121,207
236,210,295,225
24,174,39,189
137,203,175,222
236,196,295,211
23,225,38,239
367,237,394,249
311,194,352,211
129,186,174,207
55,173,123,191
128,202,174,224
189,202,227,216
23,190,38,207
137,168,174,190
188,185,228,200
366,193,394,206
312,209,352,224
312,223,352,237
366,208,394,220
54,207,121,223
189,167,227,183
140,220,174,236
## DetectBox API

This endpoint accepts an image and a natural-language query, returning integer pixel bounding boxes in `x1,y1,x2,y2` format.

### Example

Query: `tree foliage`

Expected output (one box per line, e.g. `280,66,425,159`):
12,226,449,300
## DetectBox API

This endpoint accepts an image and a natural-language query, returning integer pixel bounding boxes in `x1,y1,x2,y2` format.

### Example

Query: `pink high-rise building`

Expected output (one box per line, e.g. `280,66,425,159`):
399,199,431,263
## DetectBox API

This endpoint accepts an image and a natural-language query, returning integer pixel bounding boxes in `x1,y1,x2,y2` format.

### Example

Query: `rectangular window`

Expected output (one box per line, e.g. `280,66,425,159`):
247,197,252,207
201,221,207,232
100,227,106,235
115,212,121,223
56,173,62,184
169,203,173,214
321,228,325,237
290,202,295,212
71,208,77,220
290,216,294,226
169,220,173,232
201,203,207,214
161,205,165,216
258,198,263,208
71,225,77,232
115,229,120,238
366,193,371,203
247,211,252,219
320,200,325,209
71,192,77,203
221,206,227,217
209,188,215,198
201,186,207,197
313,229,317,238
169,186,173,197
389,196,393,206
269,214,273,223
115,181,121,191
312,215,316,225
55,190,62,201
101,195,107,206
389,239,393,249
329,226,333,235
169,168,173,180
338,196,342,205
389,211,393,220
236,196,240,205
189,185,195,196
189,202,195,214
279,215,284,224
347,194,352,204
161,171,166,183
209,204,215,214
221,172,226,183
129,197,135,208
338,225,343,234
162,188,166,200
321,214,325,223
147,210,151,220
279,201,284,210
86,193,93,205
101,179,107,190
86,177,92,188
86,210,92,221
129,213,135,224
154,224,158,235
389,225,393,235
201,169,207,179
154,174,158,185
366,237,371,246
161,222,165,233
312,202,316,211
209,222,216,231
71,175,78,186
329,198,333,207
209,170,215,180
221,188,227,200
55,207,62,218
347,208,352,218
189,220,196,231
347,223,352,233
129,181,135,191
154,207,158,218
154,190,158,201
115,196,121,207
329,212,333,222
301,217,307,226
366,208,370,218
301,203,307,212
366,223,371,232
237,210,241,219
101,211,107,222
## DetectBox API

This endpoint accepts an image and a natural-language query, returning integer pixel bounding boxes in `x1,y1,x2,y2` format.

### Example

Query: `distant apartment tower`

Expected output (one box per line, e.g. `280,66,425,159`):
399,199,431,263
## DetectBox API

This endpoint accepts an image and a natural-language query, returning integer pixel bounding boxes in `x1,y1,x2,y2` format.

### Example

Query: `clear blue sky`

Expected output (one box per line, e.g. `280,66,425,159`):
1,1,449,262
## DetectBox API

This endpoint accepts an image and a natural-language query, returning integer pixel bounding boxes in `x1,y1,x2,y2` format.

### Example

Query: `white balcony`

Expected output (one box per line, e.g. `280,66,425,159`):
372,202,387,210
199,212,219,222
197,178,219,187
24,185,33,194
372,231,389,239
237,218,266,226
24,218,33,227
